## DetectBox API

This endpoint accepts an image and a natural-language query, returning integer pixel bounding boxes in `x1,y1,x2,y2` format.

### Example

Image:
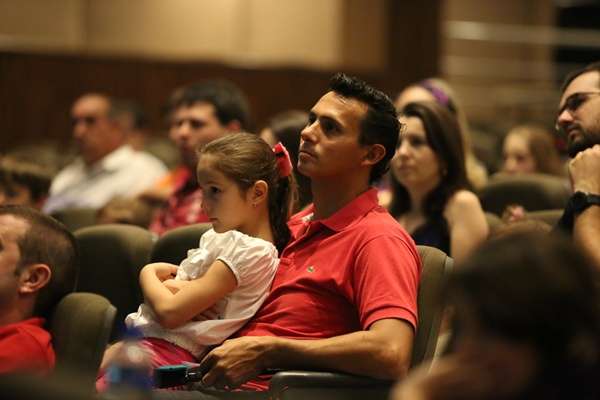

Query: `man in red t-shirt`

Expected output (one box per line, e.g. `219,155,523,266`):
145,81,250,235
0,206,78,374
198,73,420,390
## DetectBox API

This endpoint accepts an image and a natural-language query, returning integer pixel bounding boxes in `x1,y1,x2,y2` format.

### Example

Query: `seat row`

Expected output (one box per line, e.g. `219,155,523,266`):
54,222,452,398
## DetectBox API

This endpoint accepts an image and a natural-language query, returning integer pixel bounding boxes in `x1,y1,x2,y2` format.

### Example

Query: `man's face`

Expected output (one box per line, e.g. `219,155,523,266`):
169,102,230,169
297,91,370,181
71,95,120,165
556,71,600,158
0,214,28,312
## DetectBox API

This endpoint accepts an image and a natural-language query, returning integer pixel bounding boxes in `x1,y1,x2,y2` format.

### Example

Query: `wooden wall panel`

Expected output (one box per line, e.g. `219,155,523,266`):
0,1,441,151
0,52,382,150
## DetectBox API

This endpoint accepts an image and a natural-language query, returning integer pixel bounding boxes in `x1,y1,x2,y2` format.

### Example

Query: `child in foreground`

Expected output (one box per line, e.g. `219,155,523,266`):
97,133,297,389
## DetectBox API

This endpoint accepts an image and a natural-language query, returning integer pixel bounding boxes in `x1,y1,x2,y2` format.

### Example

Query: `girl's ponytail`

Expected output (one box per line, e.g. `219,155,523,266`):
269,143,298,253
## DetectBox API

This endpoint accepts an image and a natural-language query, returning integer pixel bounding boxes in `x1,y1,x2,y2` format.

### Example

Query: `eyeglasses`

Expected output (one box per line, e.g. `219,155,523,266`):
558,91,600,117
555,91,600,131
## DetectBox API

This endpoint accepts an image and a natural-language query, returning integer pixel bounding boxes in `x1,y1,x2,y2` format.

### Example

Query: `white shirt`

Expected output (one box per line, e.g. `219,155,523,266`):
125,229,279,357
43,145,167,214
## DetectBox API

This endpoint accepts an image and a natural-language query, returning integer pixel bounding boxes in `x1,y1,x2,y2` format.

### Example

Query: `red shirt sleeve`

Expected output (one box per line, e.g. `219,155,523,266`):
0,318,55,374
352,234,421,331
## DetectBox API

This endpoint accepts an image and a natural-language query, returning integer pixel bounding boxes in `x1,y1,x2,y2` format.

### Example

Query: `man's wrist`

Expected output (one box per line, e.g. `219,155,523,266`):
570,191,600,215
261,336,288,369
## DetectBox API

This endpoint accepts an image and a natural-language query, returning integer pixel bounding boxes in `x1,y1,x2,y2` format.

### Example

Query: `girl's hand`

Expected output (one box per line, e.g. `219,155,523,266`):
163,279,190,294
142,263,178,281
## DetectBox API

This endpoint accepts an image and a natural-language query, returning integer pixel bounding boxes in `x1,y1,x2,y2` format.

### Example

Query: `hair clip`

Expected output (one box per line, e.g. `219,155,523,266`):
272,142,293,178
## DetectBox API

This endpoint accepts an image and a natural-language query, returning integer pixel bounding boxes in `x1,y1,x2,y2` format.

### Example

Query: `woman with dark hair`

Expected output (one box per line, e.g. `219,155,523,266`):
393,232,600,399
389,101,487,262
395,78,488,188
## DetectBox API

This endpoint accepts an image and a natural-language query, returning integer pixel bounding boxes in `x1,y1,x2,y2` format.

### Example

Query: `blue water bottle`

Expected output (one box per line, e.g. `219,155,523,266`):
105,327,153,396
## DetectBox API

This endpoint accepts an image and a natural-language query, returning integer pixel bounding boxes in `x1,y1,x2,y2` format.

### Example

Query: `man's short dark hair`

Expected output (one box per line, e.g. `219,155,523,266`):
165,80,250,130
0,158,53,203
0,205,78,317
560,61,600,93
329,73,400,183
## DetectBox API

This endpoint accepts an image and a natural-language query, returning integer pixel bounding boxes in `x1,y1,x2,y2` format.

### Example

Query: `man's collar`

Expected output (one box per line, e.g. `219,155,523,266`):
294,188,379,232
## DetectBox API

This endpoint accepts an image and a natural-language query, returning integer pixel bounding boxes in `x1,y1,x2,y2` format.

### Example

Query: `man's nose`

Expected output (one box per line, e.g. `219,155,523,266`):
556,109,574,131
73,121,87,139
171,122,191,141
300,123,317,143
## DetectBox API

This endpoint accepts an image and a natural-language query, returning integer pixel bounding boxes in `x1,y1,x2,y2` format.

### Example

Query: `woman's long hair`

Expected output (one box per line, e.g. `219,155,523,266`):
390,101,470,220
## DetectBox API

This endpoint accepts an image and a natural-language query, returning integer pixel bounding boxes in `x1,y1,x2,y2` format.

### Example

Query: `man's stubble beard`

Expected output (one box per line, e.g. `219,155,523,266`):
567,118,600,158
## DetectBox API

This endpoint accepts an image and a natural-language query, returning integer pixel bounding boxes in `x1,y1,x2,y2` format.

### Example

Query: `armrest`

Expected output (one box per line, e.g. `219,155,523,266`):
269,370,393,393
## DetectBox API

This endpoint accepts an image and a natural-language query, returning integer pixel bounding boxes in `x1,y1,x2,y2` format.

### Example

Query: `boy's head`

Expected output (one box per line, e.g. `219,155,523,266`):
0,158,53,210
0,206,78,321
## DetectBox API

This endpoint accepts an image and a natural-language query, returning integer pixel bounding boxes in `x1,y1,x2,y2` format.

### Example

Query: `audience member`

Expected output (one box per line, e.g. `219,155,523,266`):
0,205,78,374
147,80,249,235
260,110,312,211
189,73,419,393
97,133,296,391
389,101,488,263
110,98,150,152
42,93,167,214
393,232,600,399
395,78,488,188
555,61,600,269
501,124,564,176
0,157,53,209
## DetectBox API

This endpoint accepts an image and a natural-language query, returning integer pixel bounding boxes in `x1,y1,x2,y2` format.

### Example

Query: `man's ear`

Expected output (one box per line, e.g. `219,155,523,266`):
361,144,386,167
18,264,51,295
225,120,242,133
249,180,269,207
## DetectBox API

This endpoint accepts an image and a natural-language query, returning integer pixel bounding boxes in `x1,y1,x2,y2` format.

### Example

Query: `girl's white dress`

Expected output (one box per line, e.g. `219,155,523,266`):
125,229,278,357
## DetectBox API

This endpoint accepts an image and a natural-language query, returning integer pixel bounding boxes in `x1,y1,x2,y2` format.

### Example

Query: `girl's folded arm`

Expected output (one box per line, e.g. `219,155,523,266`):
141,260,237,329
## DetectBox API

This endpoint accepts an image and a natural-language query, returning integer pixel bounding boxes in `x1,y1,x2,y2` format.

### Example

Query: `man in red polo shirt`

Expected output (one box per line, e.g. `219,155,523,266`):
0,205,78,374
198,73,420,390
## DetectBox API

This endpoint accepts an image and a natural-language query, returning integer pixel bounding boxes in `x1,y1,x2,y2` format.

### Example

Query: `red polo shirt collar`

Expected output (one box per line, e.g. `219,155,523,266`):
289,188,379,235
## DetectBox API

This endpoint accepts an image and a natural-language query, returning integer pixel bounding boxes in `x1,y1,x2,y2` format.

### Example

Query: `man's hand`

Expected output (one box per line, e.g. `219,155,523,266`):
569,144,600,193
199,336,278,389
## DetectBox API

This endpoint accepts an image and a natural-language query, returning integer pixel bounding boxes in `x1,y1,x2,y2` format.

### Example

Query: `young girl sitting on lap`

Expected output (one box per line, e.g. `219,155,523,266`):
97,133,296,389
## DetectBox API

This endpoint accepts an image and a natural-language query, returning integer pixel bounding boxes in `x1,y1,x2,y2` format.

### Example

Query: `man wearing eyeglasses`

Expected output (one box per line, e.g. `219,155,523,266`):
43,94,167,214
556,61,600,269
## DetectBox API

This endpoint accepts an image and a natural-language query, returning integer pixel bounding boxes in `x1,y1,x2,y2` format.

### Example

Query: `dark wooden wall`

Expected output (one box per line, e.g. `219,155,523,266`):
0,1,440,151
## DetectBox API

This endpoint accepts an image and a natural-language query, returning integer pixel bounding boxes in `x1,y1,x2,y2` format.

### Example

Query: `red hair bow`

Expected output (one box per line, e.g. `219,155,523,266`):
272,142,293,178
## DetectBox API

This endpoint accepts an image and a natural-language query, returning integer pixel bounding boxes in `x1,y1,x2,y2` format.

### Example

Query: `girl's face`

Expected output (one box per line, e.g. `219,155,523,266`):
392,116,442,192
197,154,255,234
502,133,537,174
